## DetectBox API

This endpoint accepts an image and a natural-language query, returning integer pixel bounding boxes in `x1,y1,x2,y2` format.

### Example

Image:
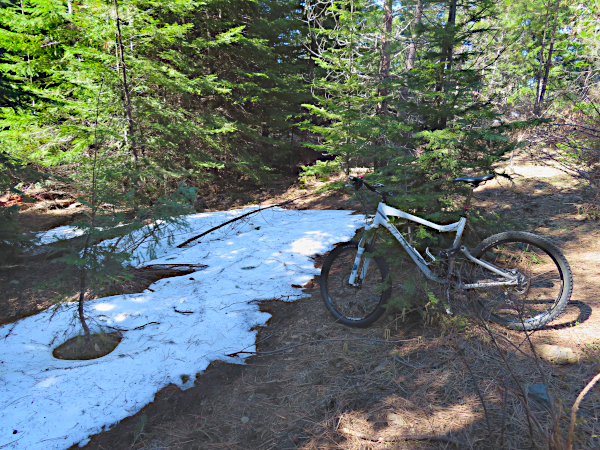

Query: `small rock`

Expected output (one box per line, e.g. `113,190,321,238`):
528,383,552,411
94,344,101,352
373,360,387,372
241,416,249,423
535,344,578,364
387,412,405,426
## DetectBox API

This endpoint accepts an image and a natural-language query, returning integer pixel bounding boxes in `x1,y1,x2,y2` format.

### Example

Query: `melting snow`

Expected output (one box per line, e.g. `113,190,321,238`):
36,225,86,244
0,207,362,450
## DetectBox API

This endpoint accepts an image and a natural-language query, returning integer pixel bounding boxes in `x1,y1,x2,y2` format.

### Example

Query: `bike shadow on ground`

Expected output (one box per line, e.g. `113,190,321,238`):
540,300,593,330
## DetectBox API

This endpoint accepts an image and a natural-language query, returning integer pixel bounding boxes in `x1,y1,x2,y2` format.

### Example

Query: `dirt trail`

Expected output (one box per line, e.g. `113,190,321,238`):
476,164,600,346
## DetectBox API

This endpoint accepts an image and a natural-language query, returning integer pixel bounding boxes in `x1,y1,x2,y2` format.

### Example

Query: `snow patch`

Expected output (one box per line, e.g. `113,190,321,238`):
0,208,363,450
36,225,86,244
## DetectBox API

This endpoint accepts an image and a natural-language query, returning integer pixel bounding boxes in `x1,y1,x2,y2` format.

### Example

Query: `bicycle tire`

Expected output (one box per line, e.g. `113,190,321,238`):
469,231,573,331
320,241,391,327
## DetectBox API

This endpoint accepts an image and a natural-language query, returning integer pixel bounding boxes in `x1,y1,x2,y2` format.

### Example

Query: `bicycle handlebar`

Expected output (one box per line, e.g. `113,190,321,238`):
348,176,388,200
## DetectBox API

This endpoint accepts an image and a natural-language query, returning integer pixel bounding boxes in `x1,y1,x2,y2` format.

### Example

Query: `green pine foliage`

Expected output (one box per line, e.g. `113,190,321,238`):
0,0,311,338
496,0,583,112
0,0,310,195
303,0,535,229
0,0,594,327
302,0,542,312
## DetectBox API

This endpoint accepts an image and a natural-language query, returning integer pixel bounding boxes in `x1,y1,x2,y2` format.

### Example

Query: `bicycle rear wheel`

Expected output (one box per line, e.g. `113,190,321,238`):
470,231,573,331
320,241,391,327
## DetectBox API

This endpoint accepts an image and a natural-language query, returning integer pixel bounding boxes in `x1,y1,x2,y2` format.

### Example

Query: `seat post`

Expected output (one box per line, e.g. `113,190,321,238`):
461,188,474,218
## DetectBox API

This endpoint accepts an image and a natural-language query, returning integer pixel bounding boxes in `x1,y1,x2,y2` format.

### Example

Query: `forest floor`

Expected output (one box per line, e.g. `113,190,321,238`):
2,156,600,450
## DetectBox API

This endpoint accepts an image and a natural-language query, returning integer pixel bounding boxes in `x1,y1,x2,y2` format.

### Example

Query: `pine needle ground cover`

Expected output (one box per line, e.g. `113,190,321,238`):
0,208,362,450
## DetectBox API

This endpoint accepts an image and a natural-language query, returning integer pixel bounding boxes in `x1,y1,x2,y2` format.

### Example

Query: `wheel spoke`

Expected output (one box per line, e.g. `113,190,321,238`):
469,234,571,330
321,243,390,326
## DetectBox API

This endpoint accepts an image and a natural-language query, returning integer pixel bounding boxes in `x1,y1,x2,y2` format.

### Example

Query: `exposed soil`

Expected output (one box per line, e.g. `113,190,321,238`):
3,160,600,449
53,331,123,360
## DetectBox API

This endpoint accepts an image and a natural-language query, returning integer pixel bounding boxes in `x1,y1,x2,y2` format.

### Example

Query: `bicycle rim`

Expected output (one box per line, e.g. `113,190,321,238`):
323,244,389,325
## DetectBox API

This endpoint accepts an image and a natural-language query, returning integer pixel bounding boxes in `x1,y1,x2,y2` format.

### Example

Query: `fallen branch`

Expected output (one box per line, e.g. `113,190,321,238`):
133,321,160,330
340,427,462,446
567,371,600,450
225,337,420,358
176,193,315,248
546,122,600,134
141,264,208,270
392,355,419,369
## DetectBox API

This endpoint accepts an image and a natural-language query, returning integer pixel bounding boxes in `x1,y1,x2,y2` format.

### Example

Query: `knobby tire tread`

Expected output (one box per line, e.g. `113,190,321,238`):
320,241,391,328
471,231,573,331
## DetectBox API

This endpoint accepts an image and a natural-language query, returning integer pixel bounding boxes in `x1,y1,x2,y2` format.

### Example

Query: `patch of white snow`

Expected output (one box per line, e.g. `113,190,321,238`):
36,225,86,245
0,208,363,450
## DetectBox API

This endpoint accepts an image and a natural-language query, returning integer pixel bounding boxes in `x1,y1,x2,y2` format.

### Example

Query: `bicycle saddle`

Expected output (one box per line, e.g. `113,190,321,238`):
453,174,494,187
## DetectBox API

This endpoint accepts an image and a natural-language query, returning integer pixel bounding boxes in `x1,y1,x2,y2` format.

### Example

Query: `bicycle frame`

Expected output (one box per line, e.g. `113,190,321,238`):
349,201,520,289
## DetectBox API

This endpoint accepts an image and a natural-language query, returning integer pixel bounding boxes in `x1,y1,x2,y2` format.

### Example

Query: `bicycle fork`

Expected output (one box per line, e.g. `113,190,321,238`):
348,234,376,286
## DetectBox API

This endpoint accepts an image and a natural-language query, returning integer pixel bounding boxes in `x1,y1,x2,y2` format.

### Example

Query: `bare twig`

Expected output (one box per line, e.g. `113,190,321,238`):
567,372,600,450
475,315,545,448
340,427,462,446
392,355,419,369
225,337,420,358
500,383,507,448
113,0,136,161
176,192,316,248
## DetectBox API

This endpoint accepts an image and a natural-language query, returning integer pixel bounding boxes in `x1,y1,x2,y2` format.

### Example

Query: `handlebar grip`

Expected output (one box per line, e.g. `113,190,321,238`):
349,176,363,190
348,176,378,192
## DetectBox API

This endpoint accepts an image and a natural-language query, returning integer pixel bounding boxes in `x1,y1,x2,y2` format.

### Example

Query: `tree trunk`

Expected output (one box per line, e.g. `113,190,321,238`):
443,0,457,87
438,0,457,129
533,1,552,110
78,250,91,341
78,77,104,344
406,0,423,71
307,34,317,80
377,0,393,115
113,0,137,161
533,0,561,116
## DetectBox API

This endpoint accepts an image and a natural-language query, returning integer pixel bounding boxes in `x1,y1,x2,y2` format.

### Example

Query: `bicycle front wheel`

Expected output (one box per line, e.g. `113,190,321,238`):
320,241,391,327
470,231,573,331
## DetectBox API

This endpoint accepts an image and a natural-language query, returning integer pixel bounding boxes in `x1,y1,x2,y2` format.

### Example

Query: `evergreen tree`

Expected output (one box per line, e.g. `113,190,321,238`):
0,0,312,341
0,0,201,340
303,0,535,228
491,0,582,115
0,0,311,197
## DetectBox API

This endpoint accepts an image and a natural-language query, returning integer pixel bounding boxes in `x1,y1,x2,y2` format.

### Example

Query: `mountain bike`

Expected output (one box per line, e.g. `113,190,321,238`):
320,175,573,330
